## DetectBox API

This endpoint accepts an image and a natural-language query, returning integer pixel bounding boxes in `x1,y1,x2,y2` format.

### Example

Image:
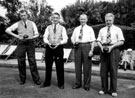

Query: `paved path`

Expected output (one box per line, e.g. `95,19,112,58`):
0,59,135,80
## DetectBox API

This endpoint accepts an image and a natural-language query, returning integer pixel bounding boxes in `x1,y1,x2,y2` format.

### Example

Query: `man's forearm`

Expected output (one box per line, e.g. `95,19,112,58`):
111,41,124,49
60,39,68,45
6,30,19,38
91,41,95,52
97,41,103,50
32,34,39,39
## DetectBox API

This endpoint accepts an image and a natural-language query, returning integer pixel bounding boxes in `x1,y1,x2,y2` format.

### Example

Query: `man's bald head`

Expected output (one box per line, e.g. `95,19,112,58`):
79,14,88,26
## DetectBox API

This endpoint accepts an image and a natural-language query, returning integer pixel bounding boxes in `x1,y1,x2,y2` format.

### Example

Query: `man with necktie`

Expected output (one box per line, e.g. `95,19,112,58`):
71,14,96,91
5,9,41,85
97,13,125,97
41,12,68,89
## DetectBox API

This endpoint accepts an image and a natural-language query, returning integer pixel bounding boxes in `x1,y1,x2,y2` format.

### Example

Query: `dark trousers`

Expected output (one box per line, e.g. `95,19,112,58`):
100,48,120,93
44,45,64,86
17,39,40,82
74,43,92,88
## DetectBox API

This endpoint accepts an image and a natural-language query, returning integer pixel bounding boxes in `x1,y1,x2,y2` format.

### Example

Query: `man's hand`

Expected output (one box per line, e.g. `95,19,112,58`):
55,42,61,47
107,45,114,53
48,42,51,46
88,50,93,57
53,42,61,49
49,42,61,49
17,35,23,40
29,36,34,39
101,46,104,53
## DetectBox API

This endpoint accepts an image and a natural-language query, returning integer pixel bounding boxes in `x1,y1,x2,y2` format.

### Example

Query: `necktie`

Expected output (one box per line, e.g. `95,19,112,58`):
54,24,56,33
79,25,83,40
53,24,57,43
24,22,27,28
106,26,111,44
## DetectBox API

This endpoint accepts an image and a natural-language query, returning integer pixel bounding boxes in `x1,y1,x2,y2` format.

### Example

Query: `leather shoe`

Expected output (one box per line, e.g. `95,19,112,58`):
35,81,41,85
40,84,50,88
20,81,25,85
84,87,90,91
72,84,81,89
59,85,64,89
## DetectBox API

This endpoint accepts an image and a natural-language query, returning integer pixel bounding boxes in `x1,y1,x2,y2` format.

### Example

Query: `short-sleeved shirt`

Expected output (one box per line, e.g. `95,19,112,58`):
97,25,125,44
71,24,96,44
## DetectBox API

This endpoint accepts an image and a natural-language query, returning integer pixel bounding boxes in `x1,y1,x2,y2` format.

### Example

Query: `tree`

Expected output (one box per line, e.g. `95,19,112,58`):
0,0,21,23
0,0,21,44
61,0,135,28
28,1,53,48
61,0,107,29
0,0,53,47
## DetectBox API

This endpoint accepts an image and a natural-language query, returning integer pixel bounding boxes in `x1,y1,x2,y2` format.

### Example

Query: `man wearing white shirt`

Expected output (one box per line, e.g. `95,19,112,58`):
97,13,125,97
71,14,96,91
5,9,41,85
41,12,68,89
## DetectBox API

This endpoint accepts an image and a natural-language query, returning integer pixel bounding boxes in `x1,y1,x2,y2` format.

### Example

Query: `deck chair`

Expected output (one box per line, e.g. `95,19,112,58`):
26,50,45,61
0,45,8,55
0,38,17,60
63,48,72,63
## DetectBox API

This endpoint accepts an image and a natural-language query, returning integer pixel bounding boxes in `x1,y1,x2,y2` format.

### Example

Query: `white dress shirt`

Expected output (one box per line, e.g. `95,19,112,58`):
71,24,96,44
97,25,125,44
43,23,68,44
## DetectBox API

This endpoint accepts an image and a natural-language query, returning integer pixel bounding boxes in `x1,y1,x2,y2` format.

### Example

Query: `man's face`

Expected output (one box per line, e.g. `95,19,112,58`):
52,14,60,24
20,12,28,21
105,16,114,26
79,15,88,25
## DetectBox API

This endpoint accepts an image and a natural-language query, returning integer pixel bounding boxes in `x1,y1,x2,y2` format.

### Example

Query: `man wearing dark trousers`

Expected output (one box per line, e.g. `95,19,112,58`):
71,14,96,91
41,12,68,89
97,13,125,97
5,9,41,85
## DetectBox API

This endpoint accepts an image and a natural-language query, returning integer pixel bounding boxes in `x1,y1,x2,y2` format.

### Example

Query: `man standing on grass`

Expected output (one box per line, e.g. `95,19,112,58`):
5,9,41,85
71,14,96,91
41,12,68,89
97,13,125,97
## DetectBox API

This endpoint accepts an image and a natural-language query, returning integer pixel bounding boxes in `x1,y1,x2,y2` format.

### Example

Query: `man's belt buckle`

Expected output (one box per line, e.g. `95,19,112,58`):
23,34,29,39
50,44,56,48
74,43,79,49
102,43,111,53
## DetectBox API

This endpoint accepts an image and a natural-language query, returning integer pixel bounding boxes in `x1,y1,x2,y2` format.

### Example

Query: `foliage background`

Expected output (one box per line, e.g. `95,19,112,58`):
61,0,135,28
0,0,53,48
0,0,135,49
61,0,135,49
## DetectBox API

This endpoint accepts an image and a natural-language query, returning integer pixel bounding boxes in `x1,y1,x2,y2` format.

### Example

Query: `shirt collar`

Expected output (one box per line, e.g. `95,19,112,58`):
21,20,28,24
52,23,59,28
106,24,114,29
80,24,87,27
53,23,59,26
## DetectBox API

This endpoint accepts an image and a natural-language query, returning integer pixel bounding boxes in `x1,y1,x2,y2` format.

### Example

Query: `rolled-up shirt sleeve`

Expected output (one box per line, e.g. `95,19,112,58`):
97,29,102,42
89,28,96,42
71,28,76,44
32,22,39,36
117,28,125,41
43,27,50,44
60,27,68,44
5,22,18,32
